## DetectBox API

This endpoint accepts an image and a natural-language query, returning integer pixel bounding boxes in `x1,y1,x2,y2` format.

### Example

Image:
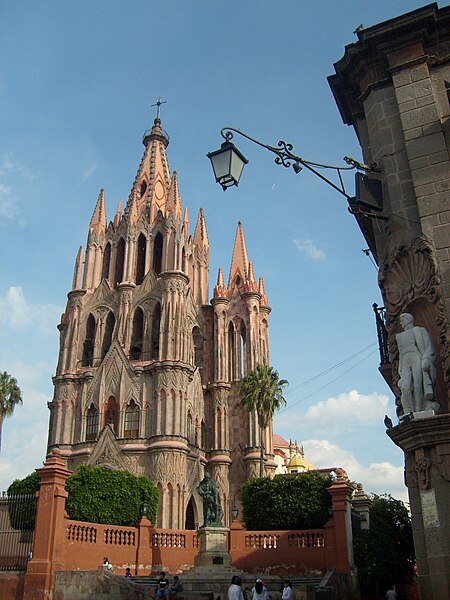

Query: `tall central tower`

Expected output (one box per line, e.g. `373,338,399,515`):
48,116,273,528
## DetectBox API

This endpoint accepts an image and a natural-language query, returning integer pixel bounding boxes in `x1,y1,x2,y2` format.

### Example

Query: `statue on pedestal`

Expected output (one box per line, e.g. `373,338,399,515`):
197,472,223,527
396,313,439,415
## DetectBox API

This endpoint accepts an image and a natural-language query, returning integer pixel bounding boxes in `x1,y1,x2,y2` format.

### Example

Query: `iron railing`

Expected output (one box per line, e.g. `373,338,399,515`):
0,492,36,570
373,303,390,365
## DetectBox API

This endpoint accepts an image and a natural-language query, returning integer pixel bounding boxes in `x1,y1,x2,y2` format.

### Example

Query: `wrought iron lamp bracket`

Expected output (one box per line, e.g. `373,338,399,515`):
220,127,386,220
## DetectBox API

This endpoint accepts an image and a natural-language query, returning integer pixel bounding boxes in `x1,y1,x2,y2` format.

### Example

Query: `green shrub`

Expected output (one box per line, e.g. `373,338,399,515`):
241,472,332,530
8,466,159,528
353,494,415,593
7,472,40,531
65,465,158,526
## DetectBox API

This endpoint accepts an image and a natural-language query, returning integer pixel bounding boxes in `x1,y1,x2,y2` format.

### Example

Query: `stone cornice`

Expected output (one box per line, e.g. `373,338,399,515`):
328,3,450,126
387,413,450,453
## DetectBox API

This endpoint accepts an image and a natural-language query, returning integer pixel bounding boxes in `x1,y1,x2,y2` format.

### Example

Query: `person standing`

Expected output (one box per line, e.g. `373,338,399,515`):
386,584,397,599
228,575,244,600
252,579,269,600
281,581,292,600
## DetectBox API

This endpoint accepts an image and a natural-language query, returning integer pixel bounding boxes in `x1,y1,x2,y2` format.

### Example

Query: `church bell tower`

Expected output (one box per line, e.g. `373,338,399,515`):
48,112,273,528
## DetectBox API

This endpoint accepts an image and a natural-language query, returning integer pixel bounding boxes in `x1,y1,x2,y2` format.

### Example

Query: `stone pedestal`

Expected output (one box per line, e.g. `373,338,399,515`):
387,414,450,600
194,527,231,566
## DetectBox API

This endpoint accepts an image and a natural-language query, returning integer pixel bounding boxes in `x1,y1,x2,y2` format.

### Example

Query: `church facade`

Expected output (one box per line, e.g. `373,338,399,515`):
47,117,274,529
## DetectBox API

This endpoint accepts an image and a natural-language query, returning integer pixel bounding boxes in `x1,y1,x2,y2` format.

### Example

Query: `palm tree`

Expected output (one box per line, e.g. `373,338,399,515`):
240,363,288,477
0,371,23,453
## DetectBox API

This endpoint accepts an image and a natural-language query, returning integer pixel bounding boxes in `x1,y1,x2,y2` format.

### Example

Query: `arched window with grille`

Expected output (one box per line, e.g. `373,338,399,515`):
153,231,163,275
101,311,115,359
192,326,203,370
135,233,147,285
240,323,247,377
82,314,96,367
187,412,193,444
102,242,111,281
130,307,144,359
124,400,139,438
228,321,235,380
151,302,161,359
114,237,125,287
104,396,119,435
86,404,98,441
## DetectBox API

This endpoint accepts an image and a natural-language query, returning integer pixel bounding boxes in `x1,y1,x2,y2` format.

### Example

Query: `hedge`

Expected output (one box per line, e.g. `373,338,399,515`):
241,472,332,530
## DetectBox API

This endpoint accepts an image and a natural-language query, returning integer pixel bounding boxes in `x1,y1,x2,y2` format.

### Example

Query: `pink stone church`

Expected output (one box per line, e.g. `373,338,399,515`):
48,116,274,529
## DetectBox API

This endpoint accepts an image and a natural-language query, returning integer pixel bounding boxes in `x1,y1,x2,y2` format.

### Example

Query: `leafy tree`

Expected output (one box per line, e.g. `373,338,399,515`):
65,465,159,526
240,364,288,477
8,466,159,528
241,472,332,530
353,494,415,595
7,472,40,531
0,371,23,452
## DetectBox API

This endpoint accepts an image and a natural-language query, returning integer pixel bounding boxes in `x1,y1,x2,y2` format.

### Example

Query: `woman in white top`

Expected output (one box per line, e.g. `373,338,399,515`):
281,581,292,600
252,579,268,600
228,575,244,600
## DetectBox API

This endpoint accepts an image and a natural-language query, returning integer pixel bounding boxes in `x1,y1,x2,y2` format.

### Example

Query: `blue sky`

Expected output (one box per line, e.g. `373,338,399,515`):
1,1,439,500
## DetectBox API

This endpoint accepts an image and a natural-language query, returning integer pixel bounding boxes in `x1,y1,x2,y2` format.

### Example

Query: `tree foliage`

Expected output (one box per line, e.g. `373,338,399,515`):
8,466,159,528
65,465,159,526
241,472,332,530
240,364,288,476
353,494,415,593
7,472,39,531
0,371,23,452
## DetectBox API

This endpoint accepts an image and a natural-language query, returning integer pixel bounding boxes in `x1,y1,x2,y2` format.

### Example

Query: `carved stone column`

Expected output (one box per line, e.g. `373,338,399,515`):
388,414,450,600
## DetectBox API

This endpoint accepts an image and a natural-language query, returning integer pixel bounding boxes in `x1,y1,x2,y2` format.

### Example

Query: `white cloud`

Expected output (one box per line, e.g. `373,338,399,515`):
293,238,325,260
0,286,62,334
0,153,34,180
303,389,389,433
304,438,407,502
82,162,97,182
0,183,20,221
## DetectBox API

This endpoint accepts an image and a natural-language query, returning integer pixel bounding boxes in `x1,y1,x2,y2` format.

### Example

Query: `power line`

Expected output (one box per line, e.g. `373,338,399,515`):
278,348,378,415
285,341,377,395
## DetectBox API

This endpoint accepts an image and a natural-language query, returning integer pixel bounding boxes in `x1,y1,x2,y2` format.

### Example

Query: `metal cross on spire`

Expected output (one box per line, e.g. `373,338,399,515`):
151,97,166,120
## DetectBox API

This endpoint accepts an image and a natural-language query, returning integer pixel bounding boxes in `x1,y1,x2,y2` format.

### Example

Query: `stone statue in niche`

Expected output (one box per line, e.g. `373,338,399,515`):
396,313,439,415
197,472,223,527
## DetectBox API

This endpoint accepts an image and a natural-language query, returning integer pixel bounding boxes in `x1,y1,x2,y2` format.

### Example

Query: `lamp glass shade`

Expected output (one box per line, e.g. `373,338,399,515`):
207,141,248,191
231,505,239,521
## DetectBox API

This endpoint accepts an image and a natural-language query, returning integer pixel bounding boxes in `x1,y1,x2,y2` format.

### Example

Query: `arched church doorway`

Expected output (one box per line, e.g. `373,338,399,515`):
185,497,195,530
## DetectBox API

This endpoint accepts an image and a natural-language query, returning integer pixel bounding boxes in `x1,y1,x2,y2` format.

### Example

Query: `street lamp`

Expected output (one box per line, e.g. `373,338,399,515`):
231,505,239,521
207,127,385,219
206,140,248,191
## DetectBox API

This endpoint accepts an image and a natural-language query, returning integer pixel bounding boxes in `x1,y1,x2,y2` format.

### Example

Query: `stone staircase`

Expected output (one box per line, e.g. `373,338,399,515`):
129,566,324,600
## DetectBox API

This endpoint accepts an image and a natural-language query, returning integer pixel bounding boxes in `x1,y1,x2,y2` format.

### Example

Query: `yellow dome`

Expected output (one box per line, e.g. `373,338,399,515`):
287,454,316,471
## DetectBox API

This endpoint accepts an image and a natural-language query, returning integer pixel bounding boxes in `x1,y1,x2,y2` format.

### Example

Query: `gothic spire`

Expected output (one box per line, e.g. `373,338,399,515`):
193,208,209,248
213,267,227,299
228,221,249,287
125,116,171,222
89,188,106,234
166,170,182,217
259,276,269,306
244,261,258,293
72,246,84,290
183,206,189,238
114,199,122,228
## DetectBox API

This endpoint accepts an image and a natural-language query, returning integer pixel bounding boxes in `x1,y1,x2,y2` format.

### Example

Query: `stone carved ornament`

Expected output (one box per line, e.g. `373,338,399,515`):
378,236,449,413
414,447,431,490
149,451,188,487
